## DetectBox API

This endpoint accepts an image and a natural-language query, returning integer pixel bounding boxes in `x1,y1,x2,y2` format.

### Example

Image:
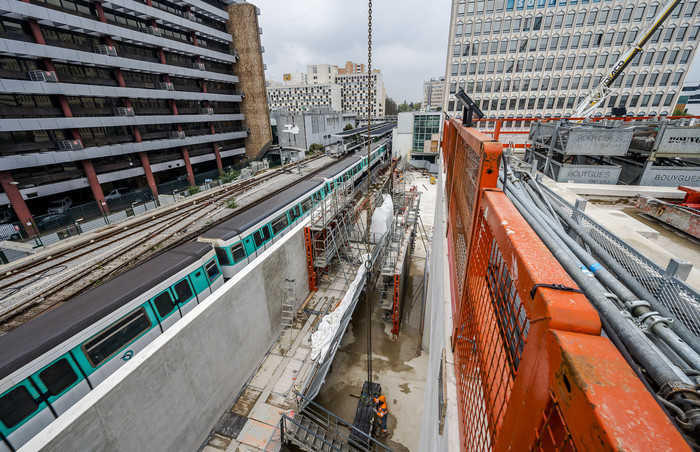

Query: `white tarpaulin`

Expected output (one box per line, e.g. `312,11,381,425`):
310,254,370,363
370,194,393,241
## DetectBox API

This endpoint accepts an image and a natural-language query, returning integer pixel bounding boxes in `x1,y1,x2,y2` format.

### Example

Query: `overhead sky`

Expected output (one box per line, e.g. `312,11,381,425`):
252,0,452,103
252,0,700,103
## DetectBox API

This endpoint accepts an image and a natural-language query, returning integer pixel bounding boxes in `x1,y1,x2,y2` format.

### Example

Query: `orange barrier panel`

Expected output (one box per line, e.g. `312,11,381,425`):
443,119,691,451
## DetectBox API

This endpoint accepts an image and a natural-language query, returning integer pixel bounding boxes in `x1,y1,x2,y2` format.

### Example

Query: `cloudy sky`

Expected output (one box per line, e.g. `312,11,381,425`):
252,0,452,103
252,0,700,102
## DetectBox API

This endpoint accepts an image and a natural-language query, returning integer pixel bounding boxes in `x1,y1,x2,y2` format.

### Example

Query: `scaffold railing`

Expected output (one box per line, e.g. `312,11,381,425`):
442,117,690,451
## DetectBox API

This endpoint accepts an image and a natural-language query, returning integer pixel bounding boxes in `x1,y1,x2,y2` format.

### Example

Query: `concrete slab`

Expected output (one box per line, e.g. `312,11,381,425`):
248,354,284,390
249,403,285,426
235,419,276,450
230,386,263,418
271,358,303,396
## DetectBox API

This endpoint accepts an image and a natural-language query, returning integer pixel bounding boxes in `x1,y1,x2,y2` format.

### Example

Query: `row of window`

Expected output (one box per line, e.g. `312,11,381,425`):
453,25,697,59
447,91,676,113
449,71,683,97
457,0,697,21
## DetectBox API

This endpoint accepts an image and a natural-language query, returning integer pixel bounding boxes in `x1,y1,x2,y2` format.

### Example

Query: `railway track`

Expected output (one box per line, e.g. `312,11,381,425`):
0,154,334,332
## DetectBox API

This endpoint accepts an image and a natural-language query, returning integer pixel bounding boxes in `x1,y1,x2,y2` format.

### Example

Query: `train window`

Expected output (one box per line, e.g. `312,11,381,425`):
261,225,271,242
39,359,77,396
205,260,219,281
153,292,175,317
288,205,301,221
83,308,151,367
253,230,264,248
215,248,230,266
312,191,321,202
301,197,312,212
231,243,246,263
0,385,38,428
271,213,289,234
173,280,193,304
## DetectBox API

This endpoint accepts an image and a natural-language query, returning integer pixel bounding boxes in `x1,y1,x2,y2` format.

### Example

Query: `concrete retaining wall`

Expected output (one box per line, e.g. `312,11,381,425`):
23,223,310,452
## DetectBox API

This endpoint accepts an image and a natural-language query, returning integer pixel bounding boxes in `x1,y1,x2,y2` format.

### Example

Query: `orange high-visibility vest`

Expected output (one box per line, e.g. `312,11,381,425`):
377,401,387,418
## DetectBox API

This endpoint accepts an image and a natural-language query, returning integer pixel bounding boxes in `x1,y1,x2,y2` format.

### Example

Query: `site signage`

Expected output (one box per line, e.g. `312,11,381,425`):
564,129,634,156
556,164,622,184
639,167,700,187
656,127,700,156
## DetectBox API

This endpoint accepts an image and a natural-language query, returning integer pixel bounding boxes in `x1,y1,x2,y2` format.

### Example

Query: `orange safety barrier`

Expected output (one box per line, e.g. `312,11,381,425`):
442,118,691,451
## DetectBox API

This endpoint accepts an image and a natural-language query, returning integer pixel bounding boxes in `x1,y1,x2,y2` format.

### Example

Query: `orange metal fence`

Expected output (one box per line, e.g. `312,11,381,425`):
442,117,690,451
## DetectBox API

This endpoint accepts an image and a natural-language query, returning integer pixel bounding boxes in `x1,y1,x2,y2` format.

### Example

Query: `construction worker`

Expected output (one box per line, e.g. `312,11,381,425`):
373,394,388,438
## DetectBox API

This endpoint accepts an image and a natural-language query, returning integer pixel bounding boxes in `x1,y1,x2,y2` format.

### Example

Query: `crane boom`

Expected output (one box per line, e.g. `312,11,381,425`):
573,0,682,118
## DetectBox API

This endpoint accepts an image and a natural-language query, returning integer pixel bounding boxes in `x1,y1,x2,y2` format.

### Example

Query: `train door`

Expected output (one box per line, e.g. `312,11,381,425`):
251,225,272,258
79,306,158,387
204,258,223,291
30,355,90,417
150,289,181,330
0,381,55,451
171,278,198,317
189,265,212,296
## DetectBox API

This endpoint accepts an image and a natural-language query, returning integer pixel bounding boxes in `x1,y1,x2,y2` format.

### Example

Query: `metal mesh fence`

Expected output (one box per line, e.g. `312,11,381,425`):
542,185,700,339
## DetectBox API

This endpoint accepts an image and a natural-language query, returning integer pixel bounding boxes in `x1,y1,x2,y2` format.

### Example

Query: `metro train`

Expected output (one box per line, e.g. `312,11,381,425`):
0,242,223,451
200,140,390,278
0,139,391,451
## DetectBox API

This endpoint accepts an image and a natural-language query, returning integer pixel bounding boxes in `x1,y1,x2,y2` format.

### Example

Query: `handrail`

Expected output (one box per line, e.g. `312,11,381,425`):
281,414,345,452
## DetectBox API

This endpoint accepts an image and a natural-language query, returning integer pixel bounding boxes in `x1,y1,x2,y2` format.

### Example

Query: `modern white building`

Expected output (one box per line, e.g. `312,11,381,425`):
443,0,700,119
283,70,307,85
423,77,446,111
337,71,386,120
273,108,357,150
266,83,342,114
307,64,338,84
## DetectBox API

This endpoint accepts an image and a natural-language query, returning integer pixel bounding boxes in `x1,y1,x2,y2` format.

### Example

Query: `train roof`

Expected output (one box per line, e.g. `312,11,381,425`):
203,179,324,242
314,154,363,179
0,242,213,379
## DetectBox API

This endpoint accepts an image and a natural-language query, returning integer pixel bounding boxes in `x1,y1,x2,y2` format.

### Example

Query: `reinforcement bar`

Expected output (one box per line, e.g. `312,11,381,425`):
442,117,690,451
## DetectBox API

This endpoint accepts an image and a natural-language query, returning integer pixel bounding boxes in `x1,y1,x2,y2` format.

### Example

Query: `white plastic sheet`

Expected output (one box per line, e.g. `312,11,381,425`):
370,194,393,241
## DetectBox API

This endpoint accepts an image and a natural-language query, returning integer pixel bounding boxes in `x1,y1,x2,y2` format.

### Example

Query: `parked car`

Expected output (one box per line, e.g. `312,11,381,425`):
47,197,72,214
105,188,128,200
37,213,70,231
0,224,20,241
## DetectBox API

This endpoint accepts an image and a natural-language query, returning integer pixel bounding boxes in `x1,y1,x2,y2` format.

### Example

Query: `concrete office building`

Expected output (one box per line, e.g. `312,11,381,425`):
442,0,700,119
678,81,700,115
392,112,443,161
0,0,258,228
307,63,338,85
267,83,342,114
337,71,386,120
423,77,445,111
273,108,356,151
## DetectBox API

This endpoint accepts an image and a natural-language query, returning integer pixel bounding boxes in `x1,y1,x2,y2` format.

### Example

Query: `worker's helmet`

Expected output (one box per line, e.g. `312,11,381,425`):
379,395,386,402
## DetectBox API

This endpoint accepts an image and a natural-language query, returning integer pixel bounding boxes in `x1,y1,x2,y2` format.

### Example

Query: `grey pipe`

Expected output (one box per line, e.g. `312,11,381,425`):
506,187,685,388
531,177,700,356
507,178,700,370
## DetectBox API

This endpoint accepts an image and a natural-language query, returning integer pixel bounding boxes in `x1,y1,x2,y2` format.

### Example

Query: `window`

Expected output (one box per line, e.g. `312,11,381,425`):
0,386,38,428
205,260,219,281
231,243,246,263
153,291,175,317
215,248,230,266
672,72,683,86
634,6,645,22
587,10,598,26
173,280,193,304
529,36,538,51
40,359,78,397
664,93,676,107
677,26,688,42
565,11,575,27
656,50,667,65
680,49,692,64
576,11,586,27
83,308,151,367
271,213,289,234
615,30,627,46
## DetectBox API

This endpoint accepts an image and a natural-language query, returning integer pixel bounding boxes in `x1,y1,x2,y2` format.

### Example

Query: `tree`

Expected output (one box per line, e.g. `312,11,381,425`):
385,97,398,115
673,108,691,117
309,143,323,153
343,123,354,131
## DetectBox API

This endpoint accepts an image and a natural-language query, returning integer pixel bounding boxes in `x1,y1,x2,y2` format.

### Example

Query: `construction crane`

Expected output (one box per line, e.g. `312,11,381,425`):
573,0,682,118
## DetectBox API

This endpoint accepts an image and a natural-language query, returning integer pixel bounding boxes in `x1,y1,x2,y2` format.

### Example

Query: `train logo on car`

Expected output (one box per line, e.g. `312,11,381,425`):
121,350,134,361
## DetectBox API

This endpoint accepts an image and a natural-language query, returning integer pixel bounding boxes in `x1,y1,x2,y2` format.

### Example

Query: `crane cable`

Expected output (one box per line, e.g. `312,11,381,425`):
365,0,373,392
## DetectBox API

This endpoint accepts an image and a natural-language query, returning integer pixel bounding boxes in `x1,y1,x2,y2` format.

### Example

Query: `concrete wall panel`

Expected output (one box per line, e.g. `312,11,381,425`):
24,223,310,452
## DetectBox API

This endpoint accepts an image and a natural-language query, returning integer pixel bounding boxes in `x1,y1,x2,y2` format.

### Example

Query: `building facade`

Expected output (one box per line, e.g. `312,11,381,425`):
337,71,386,120
423,77,446,111
442,0,700,119
266,83,342,114
338,60,366,75
273,108,356,150
306,64,338,84
283,70,307,85
0,0,253,228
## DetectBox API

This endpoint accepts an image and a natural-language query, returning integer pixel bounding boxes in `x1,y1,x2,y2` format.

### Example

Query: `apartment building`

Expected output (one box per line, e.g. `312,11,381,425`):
443,0,700,118
337,71,386,120
0,0,255,228
423,77,446,111
307,64,338,84
267,83,342,114
338,60,366,75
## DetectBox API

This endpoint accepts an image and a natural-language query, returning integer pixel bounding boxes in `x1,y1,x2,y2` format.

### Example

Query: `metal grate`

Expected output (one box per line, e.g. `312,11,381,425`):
530,394,576,452
455,213,530,450
543,186,700,339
